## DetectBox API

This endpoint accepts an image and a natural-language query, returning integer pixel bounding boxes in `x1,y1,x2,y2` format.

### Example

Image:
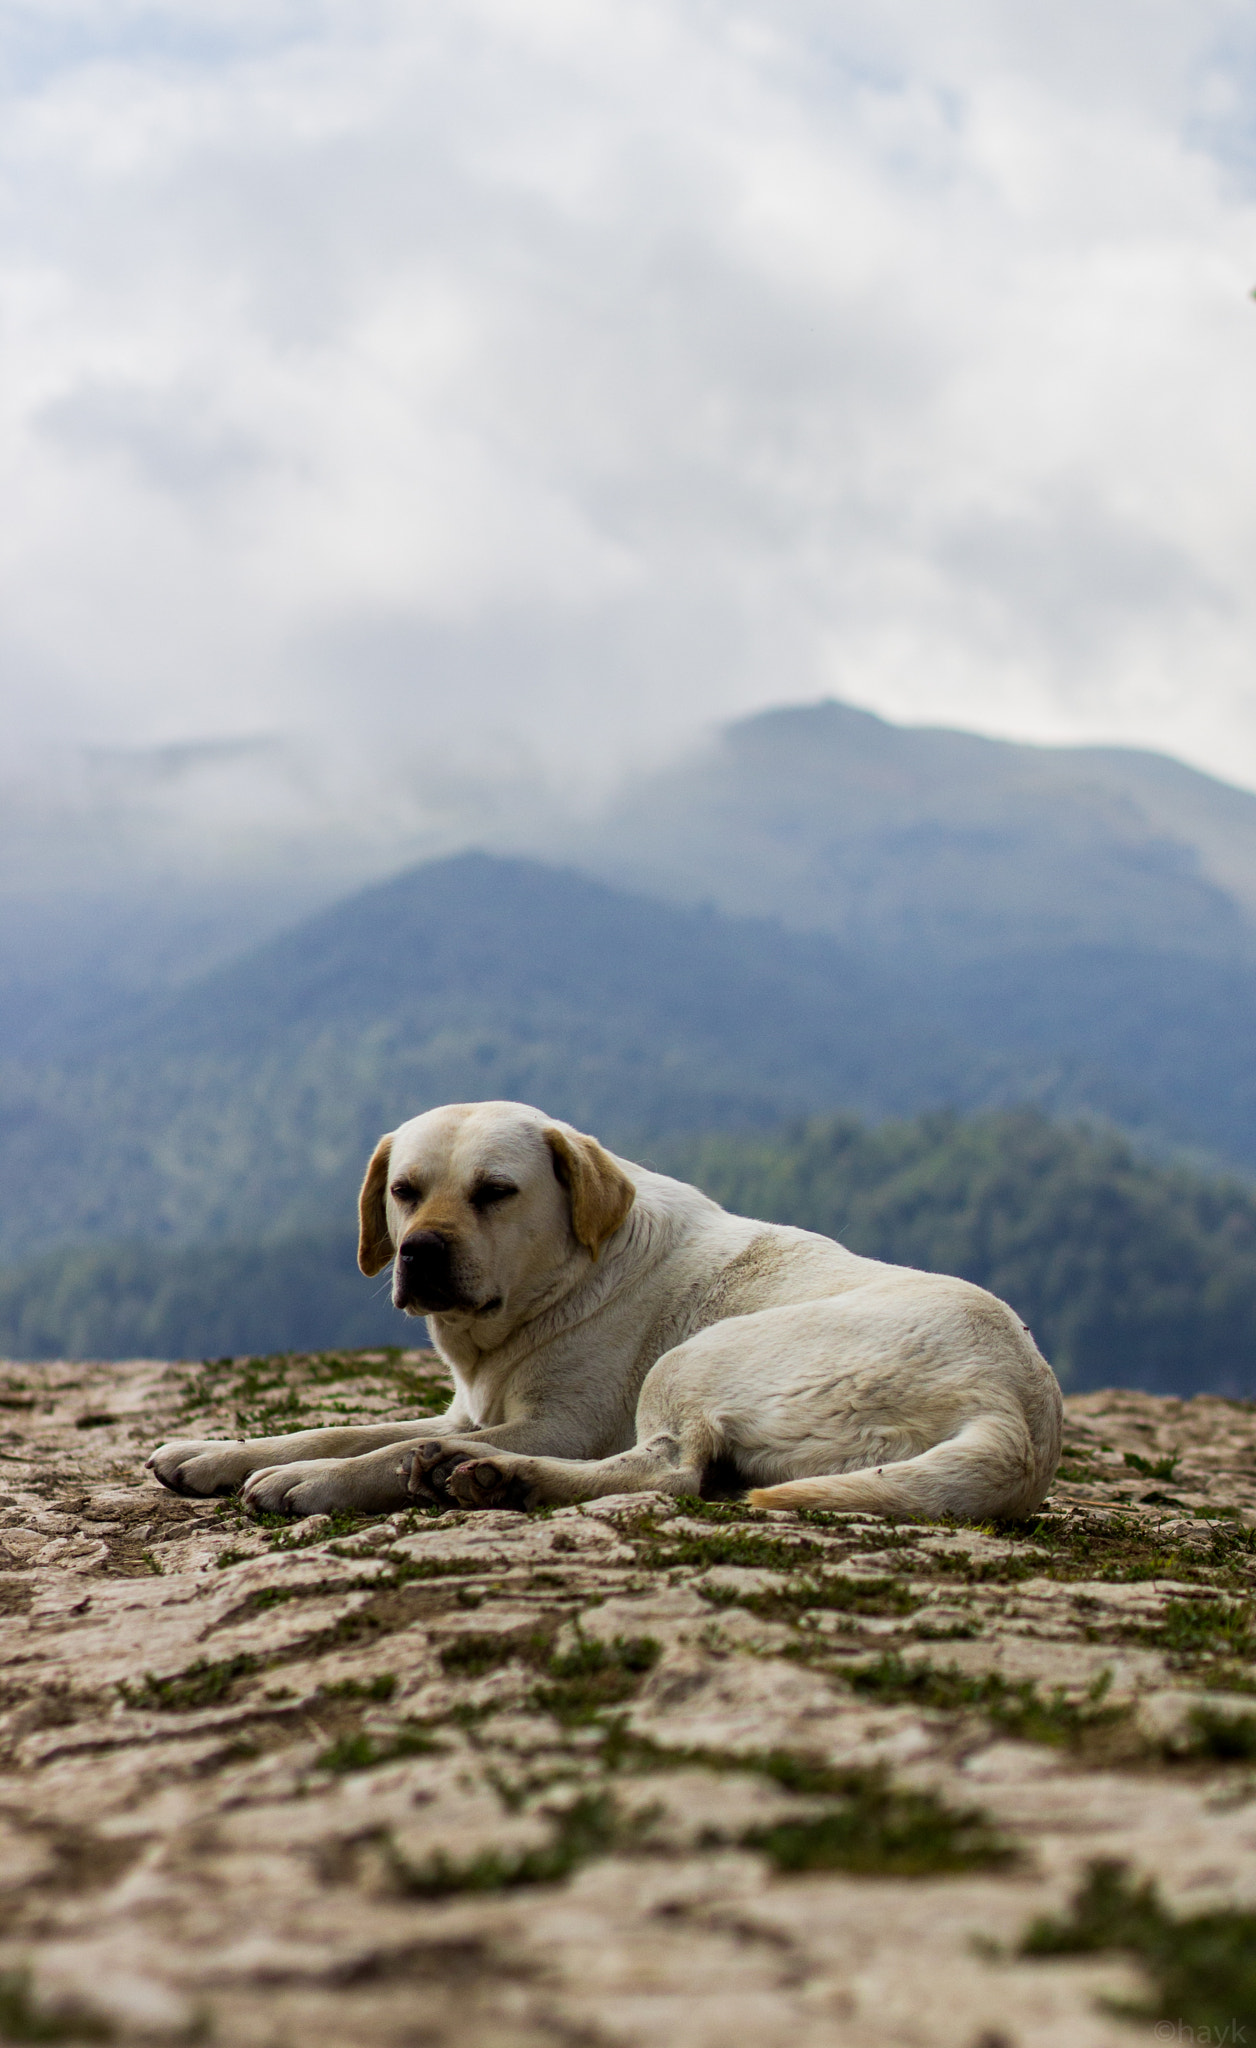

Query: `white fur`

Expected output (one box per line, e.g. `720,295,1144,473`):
147,1100,1062,1521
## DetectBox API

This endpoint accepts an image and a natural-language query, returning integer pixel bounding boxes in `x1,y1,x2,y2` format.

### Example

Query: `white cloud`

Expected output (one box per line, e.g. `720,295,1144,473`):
1,0,1256,874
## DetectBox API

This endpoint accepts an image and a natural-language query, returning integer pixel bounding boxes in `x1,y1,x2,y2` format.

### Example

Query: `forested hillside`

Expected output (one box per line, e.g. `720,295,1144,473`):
5,1109,1254,1395
0,854,1001,1266
4,848,1256,1276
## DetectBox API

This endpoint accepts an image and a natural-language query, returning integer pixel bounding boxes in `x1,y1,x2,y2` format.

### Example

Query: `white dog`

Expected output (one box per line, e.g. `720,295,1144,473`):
147,1100,1062,1522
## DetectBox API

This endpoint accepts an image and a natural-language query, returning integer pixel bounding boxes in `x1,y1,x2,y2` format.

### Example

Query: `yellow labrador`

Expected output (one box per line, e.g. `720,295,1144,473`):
147,1100,1062,1521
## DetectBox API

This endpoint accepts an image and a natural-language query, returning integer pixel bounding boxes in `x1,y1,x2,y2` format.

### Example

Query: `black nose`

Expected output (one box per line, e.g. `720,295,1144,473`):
395,1230,458,1309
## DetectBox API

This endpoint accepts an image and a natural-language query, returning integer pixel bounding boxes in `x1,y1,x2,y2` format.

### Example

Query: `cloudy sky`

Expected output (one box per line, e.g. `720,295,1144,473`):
3,0,1256,860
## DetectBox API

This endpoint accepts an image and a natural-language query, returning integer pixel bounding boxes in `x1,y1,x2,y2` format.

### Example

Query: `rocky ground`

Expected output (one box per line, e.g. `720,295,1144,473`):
2,1348,1256,2047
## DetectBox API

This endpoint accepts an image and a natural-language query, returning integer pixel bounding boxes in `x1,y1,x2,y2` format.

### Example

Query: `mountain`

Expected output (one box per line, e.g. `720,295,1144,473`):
544,701,1256,1167
4,823,1256,1279
0,853,993,1266
553,698,1256,959
5,699,1256,1281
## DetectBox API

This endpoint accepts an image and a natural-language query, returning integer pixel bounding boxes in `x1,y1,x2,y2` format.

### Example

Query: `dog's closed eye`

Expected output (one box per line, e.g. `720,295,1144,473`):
470,1180,519,1211
390,1181,423,1205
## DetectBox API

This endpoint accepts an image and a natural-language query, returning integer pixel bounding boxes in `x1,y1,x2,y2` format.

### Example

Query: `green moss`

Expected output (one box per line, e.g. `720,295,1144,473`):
671,1497,769,1523
848,1654,1132,1749
1122,1449,1181,1480
1186,1703,1256,1761
637,1527,829,1573
741,1771,1013,1877
389,1790,652,1895
702,1570,918,1621
1021,1858,1256,2032
319,1673,398,1702
270,1510,378,1550
439,1632,532,1677
930,1510,1256,1589
177,1348,451,1434
1129,1594,1256,1670
595,1734,1013,1878
531,1635,661,1725
0,1971,112,2042
118,1653,259,1712
314,1724,444,1772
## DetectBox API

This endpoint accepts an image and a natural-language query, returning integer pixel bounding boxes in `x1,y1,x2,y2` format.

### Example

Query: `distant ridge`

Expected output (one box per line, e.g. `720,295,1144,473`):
551,698,1256,959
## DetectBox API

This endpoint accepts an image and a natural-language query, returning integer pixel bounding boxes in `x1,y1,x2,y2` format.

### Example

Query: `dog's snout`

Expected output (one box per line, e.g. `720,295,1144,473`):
395,1229,463,1311
398,1230,452,1285
399,1229,450,1268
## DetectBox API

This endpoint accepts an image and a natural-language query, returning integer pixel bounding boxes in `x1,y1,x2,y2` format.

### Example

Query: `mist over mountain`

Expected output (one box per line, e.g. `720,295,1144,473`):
552,699,1256,959
11,696,1256,1027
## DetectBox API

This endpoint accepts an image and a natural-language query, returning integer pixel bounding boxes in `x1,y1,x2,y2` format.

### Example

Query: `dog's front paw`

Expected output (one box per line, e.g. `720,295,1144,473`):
240,1461,345,1517
446,1458,534,1513
406,1440,472,1505
146,1439,250,1496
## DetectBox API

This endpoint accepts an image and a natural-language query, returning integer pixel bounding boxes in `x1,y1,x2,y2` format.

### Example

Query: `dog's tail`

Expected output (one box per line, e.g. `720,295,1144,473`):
746,1412,1051,1522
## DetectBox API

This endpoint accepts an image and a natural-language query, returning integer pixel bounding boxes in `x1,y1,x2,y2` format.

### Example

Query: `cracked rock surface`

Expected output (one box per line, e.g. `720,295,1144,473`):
2,1348,1256,2045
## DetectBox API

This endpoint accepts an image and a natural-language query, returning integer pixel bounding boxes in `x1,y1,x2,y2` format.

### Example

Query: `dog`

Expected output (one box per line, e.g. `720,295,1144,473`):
147,1099,1062,1521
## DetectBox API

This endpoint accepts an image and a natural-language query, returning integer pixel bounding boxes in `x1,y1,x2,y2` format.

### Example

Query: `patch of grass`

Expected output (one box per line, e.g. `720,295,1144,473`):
118,1653,260,1713
672,1497,770,1525
1129,1594,1256,1670
594,1733,1014,1878
791,1510,921,1549
269,1510,377,1551
1021,1858,1256,2033
741,1770,1013,1877
1186,1703,1256,1761
936,1510,1252,1589
848,1654,1132,1749
232,1388,310,1435
390,1790,652,1895
439,1632,532,1677
177,1349,451,1434
314,1724,444,1773
0,1970,112,2042
382,1554,483,1587
1122,1449,1181,1480
319,1672,398,1702
214,1547,251,1569
702,1570,918,1622
637,1527,830,1574
531,1635,660,1725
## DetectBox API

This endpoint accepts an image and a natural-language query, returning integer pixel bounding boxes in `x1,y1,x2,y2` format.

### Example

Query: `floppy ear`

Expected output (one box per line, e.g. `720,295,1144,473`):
544,1126,636,1262
358,1132,395,1276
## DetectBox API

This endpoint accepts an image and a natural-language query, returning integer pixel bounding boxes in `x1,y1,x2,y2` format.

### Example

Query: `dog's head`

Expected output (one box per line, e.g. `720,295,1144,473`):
357,1101,636,1330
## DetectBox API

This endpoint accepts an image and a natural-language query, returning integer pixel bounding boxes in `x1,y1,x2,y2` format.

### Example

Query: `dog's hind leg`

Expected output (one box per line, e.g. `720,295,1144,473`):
746,1412,1047,1521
